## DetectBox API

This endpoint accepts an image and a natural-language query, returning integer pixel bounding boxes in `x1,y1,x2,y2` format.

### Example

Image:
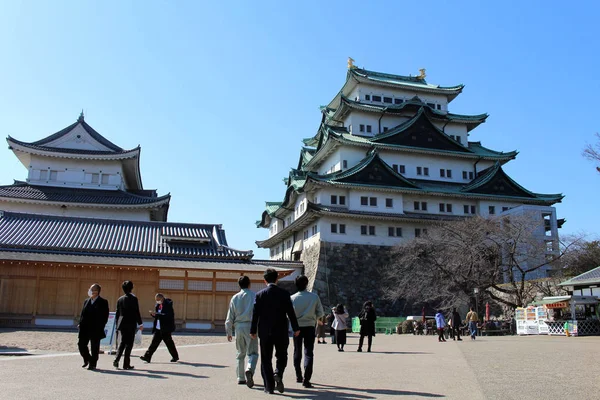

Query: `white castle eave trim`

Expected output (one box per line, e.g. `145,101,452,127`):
8,140,140,161
0,195,170,210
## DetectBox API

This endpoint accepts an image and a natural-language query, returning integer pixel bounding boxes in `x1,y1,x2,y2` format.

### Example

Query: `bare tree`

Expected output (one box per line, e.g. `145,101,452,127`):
383,214,577,310
583,133,600,173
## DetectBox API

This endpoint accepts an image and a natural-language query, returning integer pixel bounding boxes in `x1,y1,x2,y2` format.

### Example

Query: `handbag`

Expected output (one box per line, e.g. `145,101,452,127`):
134,329,143,346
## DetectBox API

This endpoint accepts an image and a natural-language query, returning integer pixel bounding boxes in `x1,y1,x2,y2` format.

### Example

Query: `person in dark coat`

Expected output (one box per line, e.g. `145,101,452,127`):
78,283,109,370
357,300,377,352
113,280,143,370
451,308,463,341
326,310,336,344
250,268,300,394
140,293,179,363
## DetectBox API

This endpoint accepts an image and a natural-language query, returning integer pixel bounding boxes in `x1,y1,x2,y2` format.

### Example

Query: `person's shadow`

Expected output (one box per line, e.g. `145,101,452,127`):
279,383,445,399
175,361,227,368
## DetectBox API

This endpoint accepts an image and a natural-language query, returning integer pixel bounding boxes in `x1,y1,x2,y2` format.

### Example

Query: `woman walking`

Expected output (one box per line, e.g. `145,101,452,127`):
435,310,447,342
332,304,349,352
357,301,376,352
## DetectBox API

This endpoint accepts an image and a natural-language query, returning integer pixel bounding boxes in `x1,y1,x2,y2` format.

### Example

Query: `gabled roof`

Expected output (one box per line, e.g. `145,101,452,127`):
301,123,517,171
559,266,600,287
297,147,316,170
0,210,253,261
461,162,564,202
308,150,419,189
6,113,137,156
370,108,471,153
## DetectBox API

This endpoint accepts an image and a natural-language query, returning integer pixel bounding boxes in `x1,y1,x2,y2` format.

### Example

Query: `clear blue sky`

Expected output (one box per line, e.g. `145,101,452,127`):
1,1,599,259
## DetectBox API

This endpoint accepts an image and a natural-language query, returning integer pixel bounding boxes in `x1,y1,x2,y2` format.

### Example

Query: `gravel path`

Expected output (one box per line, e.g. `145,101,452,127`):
0,328,227,353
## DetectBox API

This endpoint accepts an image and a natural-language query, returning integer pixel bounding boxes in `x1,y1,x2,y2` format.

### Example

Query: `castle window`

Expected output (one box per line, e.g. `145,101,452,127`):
369,197,377,206
331,224,338,233
421,202,428,211
427,103,435,108
386,198,393,208
489,206,496,215
101,174,109,184
437,104,441,110
414,201,420,210
471,205,476,214
439,203,445,212
383,97,392,103
303,230,308,240
366,125,372,133
388,227,403,237
469,172,474,179
415,228,422,238
339,224,346,234
342,160,348,169
455,136,461,143
361,196,368,206
394,98,403,105
447,204,453,213
399,165,405,174
502,206,509,212
446,169,452,178
361,225,367,235
417,167,422,176
369,226,376,235
372,95,382,102
49,171,58,181
463,171,468,179
392,164,398,172
311,225,318,235
360,124,365,132
331,195,337,205
339,196,346,205
40,170,48,180
424,167,429,176
383,127,388,132
365,94,371,101
91,173,99,184
440,169,445,178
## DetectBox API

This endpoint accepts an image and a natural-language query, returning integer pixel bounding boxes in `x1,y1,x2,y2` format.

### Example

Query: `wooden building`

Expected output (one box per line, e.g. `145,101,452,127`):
0,115,300,328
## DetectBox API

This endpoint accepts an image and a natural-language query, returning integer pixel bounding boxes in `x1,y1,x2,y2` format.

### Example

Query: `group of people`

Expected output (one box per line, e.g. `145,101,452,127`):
433,307,480,342
226,268,377,394
78,270,375,395
77,280,179,371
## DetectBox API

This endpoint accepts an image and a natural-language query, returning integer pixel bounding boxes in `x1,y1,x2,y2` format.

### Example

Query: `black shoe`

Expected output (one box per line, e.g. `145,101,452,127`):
303,381,313,388
367,349,371,352
113,360,119,369
245,370,254,388
82,361,89,368
87,365,96,371
123,365,135,370
274,373,284,393
357,348,362,352
296,377,303,383
458,338,463,341
140,355,151,363
237,380,246,385
170,358,179,362
264,389,274,394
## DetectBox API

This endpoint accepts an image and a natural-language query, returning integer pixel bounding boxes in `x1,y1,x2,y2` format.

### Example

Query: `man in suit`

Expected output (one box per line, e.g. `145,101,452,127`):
140,293,179,363
78,283,109,371
113,280,143,370
250,268,300,394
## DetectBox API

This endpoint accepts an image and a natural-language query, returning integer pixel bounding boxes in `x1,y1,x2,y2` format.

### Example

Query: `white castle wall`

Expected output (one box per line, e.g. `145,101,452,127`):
0,202,152,221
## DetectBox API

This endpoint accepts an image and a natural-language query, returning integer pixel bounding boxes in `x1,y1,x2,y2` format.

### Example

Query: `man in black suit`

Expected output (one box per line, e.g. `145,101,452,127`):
250,268,300,394
140,293,179,363
113,280,143,370
78,283,109,371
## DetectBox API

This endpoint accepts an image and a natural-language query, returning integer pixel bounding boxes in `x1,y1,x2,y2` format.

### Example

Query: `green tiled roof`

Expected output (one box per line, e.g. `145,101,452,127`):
265,202,282,215
559,266,600,287
349,68,464,92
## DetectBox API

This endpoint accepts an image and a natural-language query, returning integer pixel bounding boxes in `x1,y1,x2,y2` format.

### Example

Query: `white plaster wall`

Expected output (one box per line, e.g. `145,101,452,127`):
44,124,115,152
318,215,425,245
347,190,404,213
343,111,381,137
27,155,125,190
0,202,152,221
352,84,449,111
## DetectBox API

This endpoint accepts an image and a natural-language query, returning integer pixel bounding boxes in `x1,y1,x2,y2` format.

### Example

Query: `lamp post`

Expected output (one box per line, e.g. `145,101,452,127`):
473,288,480,320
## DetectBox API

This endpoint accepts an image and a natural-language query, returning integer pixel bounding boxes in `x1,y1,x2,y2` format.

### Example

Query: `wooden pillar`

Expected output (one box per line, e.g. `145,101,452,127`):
74,266,82,318
183,270,188,323
33,263,41,317
211,271,217,325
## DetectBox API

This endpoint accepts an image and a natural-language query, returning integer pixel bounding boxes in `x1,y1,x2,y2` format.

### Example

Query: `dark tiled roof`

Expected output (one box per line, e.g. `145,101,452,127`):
0,211,252,260
0,182,170,206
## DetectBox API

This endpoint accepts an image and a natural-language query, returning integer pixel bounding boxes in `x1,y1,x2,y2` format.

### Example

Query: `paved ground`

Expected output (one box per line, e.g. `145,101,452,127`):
1,332,599,399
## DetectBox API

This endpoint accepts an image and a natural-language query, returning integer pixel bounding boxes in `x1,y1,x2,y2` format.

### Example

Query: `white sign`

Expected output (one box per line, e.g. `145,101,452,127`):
100,312,117,346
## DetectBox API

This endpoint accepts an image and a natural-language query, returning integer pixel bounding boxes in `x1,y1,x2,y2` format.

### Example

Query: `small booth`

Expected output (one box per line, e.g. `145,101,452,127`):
531,295,600,336
515,306,548,335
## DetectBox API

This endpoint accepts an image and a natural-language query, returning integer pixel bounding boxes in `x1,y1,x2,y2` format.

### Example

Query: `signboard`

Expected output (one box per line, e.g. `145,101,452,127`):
100,312,117,347
546,302,569,309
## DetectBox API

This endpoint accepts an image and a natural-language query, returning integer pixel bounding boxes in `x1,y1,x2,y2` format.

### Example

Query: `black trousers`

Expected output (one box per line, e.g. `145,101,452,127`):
293,326,315,382
452,326,461,340
358,334,373,351
78,335,101,367
259,334,289,392
437,328,445,341
115,328,135,367
144,330,179,360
